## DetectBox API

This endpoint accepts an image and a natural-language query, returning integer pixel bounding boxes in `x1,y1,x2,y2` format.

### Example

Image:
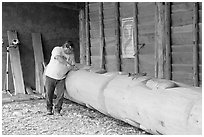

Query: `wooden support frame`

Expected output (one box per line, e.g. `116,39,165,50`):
192,2,199,87
155,2,165,79
99,2,105,70
85,2,91,66
79,9,86,64
115,2,121,71
165,2,171,80
133,2,139,73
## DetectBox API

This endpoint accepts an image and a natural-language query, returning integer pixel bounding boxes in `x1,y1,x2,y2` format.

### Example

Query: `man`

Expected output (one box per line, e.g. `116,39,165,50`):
44,41,77,116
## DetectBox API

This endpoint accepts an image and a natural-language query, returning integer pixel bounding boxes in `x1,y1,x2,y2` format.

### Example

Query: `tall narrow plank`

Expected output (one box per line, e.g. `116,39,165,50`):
165,2,172,80
85,2,91,66
155,3,165,78
133,2,139,73
115,2,121,71
32,33,44,94
154,3,158,78
7,30,25,94
192,2,199,86
99,2,105,70
79,9,86,64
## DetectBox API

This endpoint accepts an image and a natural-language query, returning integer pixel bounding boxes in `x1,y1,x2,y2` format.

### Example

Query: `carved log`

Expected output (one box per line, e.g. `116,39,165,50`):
65,70,201,135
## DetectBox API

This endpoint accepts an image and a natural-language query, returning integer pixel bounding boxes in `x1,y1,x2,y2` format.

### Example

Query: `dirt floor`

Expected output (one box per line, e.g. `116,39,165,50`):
2,92,150,135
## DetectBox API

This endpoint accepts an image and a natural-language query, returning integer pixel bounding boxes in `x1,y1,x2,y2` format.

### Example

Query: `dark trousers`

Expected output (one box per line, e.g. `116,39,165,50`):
45,76,65,112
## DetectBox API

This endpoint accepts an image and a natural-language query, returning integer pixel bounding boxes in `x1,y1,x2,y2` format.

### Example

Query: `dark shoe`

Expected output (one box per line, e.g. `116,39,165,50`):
46,110,53,115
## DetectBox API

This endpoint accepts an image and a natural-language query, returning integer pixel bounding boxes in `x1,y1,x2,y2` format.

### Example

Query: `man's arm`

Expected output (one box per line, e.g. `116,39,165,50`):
54,55,72,66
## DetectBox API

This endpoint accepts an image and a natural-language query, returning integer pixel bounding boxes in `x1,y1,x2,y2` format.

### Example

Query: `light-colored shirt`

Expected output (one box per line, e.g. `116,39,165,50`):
45,46,75,80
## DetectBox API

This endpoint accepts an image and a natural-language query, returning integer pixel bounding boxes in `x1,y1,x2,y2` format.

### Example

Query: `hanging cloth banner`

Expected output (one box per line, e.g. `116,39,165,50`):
121,17,134,58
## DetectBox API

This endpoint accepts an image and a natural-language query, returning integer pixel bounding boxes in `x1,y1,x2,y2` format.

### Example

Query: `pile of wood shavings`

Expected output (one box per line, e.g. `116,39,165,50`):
2,98,150,135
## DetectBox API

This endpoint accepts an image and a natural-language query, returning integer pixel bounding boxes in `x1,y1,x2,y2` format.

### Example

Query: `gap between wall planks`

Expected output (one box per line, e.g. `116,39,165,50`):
32,33,44,94
7,30,25,94
115,2,121,71
192,2,199,87
99,2,105,70
79,9,86,65
85,2,91,66
165,2,171,80
133,2,139,73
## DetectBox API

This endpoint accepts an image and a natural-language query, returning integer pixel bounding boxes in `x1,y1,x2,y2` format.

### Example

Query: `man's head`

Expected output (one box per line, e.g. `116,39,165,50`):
62,41,74,54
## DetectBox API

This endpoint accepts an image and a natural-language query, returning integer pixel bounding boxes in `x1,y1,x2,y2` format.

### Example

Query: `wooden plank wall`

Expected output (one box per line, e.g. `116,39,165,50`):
83,2,202,86
89,2,101,69
137,2,156,76
120,2,135,73
171,2,202,86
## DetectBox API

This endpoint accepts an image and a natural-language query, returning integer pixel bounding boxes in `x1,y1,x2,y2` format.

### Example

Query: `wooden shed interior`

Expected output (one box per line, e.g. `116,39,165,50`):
2,2,202,94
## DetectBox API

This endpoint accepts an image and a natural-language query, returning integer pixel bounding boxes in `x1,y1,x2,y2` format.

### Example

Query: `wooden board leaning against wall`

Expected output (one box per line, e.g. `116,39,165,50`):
79,2,202,87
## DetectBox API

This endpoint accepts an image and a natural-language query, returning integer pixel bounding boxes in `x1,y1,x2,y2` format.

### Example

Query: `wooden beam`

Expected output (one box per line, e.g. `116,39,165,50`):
133,2,139,73
192,2,199,86
99,2,105,70
7,30,25,95
155,2,165,79
65,70,202,135
165,2,172,80
79,9,86,65
32,33,44,94
115,2,121,71
85,2,91,66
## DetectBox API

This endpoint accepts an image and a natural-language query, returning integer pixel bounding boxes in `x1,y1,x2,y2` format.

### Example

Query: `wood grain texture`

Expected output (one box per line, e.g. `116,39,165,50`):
171,10,193,27
7,30,25,94
171,2,194,13
65,70,202,134
138,2,155,16
79,9,86,64
165,2,171,80
85,2,91,65
172,52,193,64
32,33,44,94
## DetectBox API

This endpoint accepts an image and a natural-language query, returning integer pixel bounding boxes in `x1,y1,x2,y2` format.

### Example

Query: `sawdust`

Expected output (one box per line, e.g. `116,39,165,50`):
2,97,150,135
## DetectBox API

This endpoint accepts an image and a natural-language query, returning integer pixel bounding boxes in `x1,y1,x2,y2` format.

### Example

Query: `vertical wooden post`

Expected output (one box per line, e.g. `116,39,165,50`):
115,2,121,71
165,2,171,80
99,2,105,70
192,2,199,87
155,2,165,79
154,3,158,78
85,2,91,66
79,9,86,65
133,2,139,73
